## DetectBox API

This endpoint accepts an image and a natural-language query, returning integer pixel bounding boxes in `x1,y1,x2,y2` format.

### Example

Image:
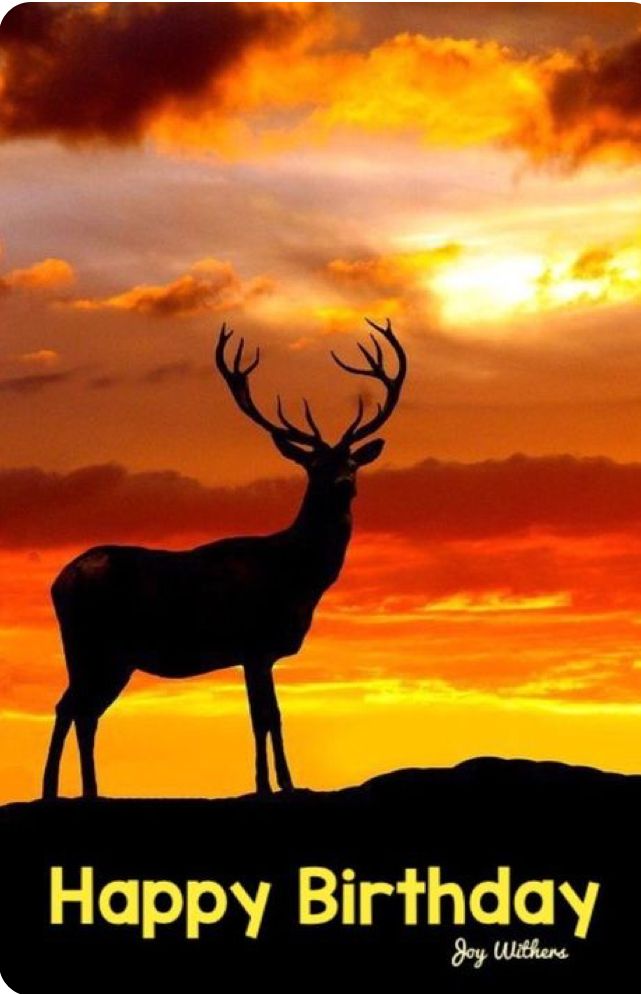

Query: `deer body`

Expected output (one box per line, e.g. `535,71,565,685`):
43,319,406,798
53,492,352,679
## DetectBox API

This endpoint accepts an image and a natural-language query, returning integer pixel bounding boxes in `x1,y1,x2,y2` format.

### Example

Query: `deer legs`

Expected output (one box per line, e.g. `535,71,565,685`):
42,689,74,800
75,714,99,798
244,662,293,795
42,690,99,800
42,701,102,800
42,665,132,800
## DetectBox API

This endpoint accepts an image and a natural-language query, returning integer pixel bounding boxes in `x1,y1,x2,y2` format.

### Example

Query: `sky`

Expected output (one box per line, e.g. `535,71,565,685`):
2,1,641,801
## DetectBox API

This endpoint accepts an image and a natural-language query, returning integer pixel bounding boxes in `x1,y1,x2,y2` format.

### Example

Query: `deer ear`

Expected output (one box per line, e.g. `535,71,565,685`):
351,438,385,466
272,434,312,466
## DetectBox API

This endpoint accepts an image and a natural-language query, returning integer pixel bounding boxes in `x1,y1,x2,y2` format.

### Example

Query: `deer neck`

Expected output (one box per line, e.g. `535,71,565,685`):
288,481,353,589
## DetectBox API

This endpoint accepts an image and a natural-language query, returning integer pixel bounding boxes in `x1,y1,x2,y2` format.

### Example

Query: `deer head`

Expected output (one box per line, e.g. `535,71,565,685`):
215,318,407,499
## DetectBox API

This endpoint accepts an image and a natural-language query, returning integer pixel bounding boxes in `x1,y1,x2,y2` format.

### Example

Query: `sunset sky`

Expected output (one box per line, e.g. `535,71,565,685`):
2,1,641,801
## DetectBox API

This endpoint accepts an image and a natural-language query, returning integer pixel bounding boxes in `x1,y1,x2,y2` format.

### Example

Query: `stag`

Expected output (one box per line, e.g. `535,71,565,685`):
42,319,407,798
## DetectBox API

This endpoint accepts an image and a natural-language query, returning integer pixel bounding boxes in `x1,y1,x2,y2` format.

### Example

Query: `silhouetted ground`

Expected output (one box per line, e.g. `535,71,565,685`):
0,757,638,991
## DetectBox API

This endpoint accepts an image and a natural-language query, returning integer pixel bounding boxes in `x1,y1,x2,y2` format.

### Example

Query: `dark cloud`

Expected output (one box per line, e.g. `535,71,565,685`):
544,36,641,162
4,453,641,550
141,360,210,385
0,2,319,142
88,374,120,391
87,362,209,390
0,463,299,548
359,454,641,540
0,371,74,394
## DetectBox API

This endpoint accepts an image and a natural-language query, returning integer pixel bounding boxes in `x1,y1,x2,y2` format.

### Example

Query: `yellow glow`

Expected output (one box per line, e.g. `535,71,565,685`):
432,243,641,327
416,591,571,615
432,253,543,325
6,683,641,803
313,298,402,334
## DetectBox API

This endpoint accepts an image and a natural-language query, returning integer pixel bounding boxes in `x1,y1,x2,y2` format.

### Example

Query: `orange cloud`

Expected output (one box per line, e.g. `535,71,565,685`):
327,246,460,291
70,258,274,317
3,4,640,167
150,31,550,159
315,246,459,332
310,35,545,147
0,258,74,293
149,28,641,167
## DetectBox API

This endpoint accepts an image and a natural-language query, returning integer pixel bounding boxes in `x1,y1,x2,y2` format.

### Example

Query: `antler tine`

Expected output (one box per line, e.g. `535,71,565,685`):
356,342,382,374
276,395,298,433
337,318,407,447
215,325,282,437
341,394,365,441
303,398,323,440
368,332,383,365
274,394,325,447
215,324,326,449
217,321,233,349
364,316,392,336
233,337,245,372
244,347,260,376
330,350,377,378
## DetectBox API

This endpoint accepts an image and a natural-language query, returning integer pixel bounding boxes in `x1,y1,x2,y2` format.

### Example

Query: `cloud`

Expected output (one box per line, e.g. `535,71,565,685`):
150,31,550,159
16,349,60,366
0,371,74,395
6,455,641,714
0,2,324,142
537,36,641,165
348,3,641,55
0,257,74,293
571,248,614,281
0,463,297,548
88,374,120,392
316,246,458,331
358,454,641,541
4,453,641,551
2,4,640,167
0,349,60,372
326,246,460,291
70,258,274,317
140,360,210,385
532,240,641,313
152,26,641,167
85,362,211,390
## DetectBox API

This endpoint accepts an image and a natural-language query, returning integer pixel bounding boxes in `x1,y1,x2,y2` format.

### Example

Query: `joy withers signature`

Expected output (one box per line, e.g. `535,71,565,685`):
452,935,570,969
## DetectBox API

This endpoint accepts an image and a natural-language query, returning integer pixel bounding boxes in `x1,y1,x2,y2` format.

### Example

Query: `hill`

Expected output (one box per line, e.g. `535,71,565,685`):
0,757,637,991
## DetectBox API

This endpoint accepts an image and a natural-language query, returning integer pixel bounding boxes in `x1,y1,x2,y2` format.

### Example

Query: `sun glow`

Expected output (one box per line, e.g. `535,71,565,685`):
432,253,542,326
431,243,641,328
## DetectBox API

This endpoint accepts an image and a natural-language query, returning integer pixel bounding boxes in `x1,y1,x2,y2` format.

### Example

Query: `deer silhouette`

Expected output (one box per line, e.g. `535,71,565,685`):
42,318,407,798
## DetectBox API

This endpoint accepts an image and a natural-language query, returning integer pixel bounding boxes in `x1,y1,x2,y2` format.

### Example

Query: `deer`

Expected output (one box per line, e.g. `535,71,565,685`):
42,318,407,799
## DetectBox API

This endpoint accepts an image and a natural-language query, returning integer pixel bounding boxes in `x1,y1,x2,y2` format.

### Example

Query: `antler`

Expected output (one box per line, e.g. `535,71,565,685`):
215,323,325,449
332,318,407,446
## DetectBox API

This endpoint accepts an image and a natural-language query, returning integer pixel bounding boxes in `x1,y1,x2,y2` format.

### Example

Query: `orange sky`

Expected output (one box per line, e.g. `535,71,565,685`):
2,2,641,801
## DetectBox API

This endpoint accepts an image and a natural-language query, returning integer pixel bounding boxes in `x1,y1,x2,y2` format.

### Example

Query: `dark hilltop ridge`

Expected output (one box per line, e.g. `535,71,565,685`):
1,757,639,991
